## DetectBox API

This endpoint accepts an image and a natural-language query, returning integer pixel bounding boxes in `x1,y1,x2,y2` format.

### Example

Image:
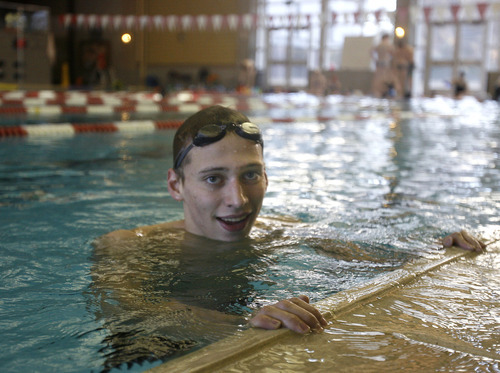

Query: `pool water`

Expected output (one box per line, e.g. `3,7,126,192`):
1,94,499,372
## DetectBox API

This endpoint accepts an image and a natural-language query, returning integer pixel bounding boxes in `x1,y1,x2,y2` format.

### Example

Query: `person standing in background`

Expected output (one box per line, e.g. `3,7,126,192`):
392,39,414,98
453,71,468,99
371,34,398,98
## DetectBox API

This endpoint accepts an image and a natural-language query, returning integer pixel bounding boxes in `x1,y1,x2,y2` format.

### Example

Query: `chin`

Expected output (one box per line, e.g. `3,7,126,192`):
216,230,250,242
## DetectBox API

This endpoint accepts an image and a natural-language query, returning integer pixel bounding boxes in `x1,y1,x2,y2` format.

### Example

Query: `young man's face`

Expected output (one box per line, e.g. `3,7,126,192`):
168,133,267,242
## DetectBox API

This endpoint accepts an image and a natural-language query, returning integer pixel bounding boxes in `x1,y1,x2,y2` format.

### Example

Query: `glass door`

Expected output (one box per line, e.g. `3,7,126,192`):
267,27,310,90
426,22,485,95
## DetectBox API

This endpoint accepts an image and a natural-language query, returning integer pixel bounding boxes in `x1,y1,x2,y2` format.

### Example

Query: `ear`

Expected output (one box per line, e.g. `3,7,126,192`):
264,170,269,190
167,168,184,201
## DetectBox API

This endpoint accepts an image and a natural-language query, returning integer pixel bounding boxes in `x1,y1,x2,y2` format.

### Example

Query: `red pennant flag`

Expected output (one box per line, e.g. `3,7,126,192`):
397,6,408,23
477,2,489,20
354,11,361,23
423,6,432,22
451,4,461,21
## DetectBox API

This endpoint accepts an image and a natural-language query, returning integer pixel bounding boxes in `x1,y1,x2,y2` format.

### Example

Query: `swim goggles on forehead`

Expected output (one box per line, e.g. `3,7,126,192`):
174,122,263,169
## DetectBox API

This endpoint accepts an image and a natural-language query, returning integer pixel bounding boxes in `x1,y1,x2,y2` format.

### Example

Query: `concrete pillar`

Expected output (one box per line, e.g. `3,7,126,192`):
395,0,412,44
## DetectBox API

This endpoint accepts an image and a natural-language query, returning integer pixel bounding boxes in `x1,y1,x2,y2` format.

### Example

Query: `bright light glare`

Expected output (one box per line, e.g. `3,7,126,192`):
395,27,405,38
121,33,132,43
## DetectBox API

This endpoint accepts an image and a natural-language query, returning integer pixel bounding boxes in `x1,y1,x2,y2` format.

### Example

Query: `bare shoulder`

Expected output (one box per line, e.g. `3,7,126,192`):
256,215,303,227
95,220,185,250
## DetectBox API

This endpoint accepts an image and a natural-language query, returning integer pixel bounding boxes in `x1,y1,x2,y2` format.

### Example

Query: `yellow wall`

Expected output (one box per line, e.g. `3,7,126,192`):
143,0,243,66
145,31,237,66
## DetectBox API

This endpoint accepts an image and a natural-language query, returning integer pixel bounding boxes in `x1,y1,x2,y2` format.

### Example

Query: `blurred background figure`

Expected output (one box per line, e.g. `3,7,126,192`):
327,70,342,95
453,71,468,99
493,76,500,102
237,59,256,94
371,34,398,98
309,69,327,96
393,39,414,98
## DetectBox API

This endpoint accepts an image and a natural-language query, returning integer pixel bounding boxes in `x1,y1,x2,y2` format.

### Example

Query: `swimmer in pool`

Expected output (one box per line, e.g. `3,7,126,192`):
93,105,486,369
97,105,486,334
97,105,326,334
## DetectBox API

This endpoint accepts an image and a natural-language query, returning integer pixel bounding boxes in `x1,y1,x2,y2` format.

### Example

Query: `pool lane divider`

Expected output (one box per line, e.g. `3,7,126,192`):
149,247,478,373
0,120,185,138
0,113,400,138
0,103,206,116
0,97,270,116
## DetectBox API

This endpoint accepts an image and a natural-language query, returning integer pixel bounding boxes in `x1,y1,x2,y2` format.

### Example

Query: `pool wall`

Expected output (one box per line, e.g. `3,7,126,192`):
149,246,486,373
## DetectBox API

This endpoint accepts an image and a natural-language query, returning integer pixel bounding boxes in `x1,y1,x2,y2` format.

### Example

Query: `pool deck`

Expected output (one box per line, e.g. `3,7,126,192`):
149,241,500,372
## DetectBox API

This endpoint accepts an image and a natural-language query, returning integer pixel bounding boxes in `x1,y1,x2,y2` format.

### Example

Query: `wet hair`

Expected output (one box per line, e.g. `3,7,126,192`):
172,105,252,176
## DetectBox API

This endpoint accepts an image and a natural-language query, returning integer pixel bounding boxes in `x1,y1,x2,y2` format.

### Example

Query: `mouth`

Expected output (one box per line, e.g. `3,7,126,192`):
216,213,252,232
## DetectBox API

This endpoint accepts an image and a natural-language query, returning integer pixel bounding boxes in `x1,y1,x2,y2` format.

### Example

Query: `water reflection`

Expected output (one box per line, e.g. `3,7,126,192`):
222,243,500,372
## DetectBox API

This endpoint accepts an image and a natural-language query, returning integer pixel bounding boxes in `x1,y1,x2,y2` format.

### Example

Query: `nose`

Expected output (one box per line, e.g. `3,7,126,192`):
224,179,249,208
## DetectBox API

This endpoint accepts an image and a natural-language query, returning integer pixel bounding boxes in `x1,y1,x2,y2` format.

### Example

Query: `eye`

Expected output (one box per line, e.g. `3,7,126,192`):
205,175,222,185
243,170,261,182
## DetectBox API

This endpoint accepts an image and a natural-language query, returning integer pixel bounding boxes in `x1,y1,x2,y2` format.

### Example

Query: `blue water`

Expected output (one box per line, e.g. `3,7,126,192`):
1,95,499,372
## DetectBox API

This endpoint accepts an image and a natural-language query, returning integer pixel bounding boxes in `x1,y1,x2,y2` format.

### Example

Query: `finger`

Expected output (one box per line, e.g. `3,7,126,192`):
275,298,326,331
249,312,282,330
460,230,486,253
442,232,473,250
298,294,310,303
251,305,311,333
442,231,467,247
442,232,460,248
289,296,328,327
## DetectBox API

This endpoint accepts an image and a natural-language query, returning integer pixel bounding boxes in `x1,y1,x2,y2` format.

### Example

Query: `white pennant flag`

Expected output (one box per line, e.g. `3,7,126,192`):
492,3,500,16
181,15,193,31
227,14,239,30
76,14,86,28
242,14,254,30
434,5,448,22
196,15,208,30
463,4,476,21
153,15,163,30
212,14,223,30
409,6,418,23
113,15,122,29
87,14,97,28
166,15,177,31
125,15,136,29
63,14,72,28
139,15,149,29
280,15,289,28
101,15,110,29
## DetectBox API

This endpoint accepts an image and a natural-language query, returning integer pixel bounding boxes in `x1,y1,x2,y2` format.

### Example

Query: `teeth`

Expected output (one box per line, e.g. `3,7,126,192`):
221,216,246,223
